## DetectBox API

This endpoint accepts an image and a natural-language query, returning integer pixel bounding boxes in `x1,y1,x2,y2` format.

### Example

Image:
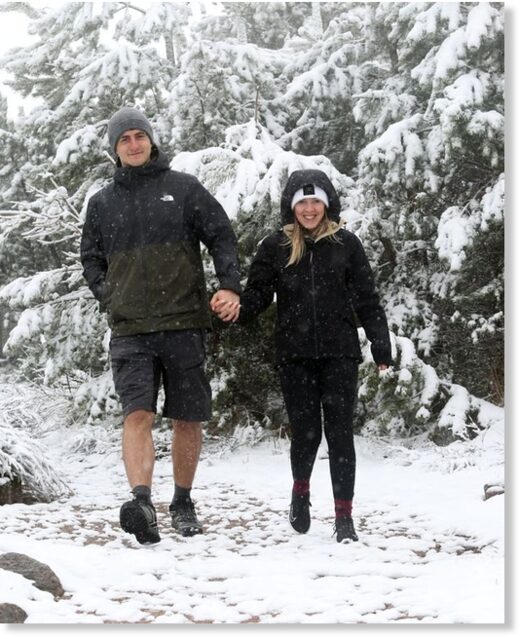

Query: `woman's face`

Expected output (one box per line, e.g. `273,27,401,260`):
293,198,326,231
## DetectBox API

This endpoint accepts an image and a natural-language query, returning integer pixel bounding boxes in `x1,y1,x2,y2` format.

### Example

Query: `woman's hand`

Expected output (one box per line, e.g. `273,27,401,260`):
210,289,240,322
377,364,393,377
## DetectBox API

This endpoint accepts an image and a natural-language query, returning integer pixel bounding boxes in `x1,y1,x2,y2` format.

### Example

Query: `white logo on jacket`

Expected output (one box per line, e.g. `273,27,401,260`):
160,194,175,202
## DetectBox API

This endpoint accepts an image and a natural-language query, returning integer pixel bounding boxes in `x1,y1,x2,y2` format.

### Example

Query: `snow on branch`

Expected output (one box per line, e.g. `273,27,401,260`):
410,4,502,84
435,175,504,273
171,121,353,222
0,267,74,310
0,181,82,247
435,206,474,272
53,123,106,167
2,290,108,387
358,114,425,189
0,425,71,502
73,369,121,424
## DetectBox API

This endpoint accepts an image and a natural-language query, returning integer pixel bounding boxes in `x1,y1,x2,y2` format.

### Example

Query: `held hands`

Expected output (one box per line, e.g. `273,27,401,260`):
210,289,240,323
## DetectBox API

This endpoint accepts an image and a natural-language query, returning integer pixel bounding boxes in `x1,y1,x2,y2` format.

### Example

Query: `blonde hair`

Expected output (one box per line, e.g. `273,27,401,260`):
282,215,343,266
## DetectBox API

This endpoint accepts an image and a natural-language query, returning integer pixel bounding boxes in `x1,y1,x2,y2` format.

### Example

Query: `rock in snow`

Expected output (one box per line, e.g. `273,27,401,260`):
0,552,64,598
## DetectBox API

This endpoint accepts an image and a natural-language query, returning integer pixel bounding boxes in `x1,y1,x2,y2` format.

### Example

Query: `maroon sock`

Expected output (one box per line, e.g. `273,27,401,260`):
335,499,353,519
292,479,310,496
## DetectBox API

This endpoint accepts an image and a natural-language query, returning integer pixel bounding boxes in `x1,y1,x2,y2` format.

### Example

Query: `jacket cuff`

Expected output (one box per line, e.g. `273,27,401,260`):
218,278,242,295
370,342,393,366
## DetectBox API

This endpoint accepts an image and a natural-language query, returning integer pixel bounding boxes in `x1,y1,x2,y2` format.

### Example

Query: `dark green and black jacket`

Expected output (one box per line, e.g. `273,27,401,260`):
80,150,241,336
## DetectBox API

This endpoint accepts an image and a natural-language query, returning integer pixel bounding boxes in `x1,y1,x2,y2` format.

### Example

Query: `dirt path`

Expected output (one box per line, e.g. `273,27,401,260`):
1,435,503,624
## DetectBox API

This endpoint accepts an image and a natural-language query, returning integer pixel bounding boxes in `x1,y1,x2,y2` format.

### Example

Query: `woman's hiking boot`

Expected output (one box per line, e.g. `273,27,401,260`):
334,516,358,543
289,492,311,533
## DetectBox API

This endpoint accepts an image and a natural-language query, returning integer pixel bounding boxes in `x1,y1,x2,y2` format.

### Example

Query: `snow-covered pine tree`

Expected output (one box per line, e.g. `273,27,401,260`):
270,3,368,175
434,176,504,402
0,2,192,420
0,2,504,440
168,26,286,154
352,2,504,403
221,1,309,50
0,94,23,350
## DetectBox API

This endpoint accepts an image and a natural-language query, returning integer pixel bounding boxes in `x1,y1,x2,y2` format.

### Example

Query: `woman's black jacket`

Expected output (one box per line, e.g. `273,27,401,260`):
239,228,392,366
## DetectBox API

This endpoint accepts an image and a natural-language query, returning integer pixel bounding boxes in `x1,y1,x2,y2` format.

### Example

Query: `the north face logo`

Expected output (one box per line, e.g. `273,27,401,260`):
160,194,174,202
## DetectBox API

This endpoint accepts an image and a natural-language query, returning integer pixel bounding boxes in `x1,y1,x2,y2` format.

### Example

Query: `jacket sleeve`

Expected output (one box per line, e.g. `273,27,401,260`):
80,196,108,304
186,181,242,294
238,238,277,323
350,235,392,365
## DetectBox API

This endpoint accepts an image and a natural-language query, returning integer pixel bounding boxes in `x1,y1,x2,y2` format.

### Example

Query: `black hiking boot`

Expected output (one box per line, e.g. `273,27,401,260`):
289,493,311,533
119,498,161,545
170,498,203,536
334,516,358,543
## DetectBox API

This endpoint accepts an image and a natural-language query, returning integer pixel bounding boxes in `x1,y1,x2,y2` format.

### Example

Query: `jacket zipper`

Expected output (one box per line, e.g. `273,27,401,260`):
133,176,150,314
309,248,319,358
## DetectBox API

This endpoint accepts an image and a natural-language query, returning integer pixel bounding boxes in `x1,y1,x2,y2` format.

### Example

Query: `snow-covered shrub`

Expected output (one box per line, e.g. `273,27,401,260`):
0,425,70,503
220,413,273,451
72,369,121,424
65,423,121,457
356,329,499,443
206,306,284,436
0,384,71,503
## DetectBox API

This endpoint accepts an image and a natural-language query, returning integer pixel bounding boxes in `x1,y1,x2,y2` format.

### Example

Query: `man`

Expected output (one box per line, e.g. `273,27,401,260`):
80,106,240,544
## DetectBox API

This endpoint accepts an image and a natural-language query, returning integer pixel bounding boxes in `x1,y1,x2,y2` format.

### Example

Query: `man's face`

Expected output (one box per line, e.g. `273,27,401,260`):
116,129,152,167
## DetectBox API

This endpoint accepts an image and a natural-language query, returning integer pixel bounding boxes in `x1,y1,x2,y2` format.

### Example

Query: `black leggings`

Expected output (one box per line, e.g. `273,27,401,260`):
279,357,359,501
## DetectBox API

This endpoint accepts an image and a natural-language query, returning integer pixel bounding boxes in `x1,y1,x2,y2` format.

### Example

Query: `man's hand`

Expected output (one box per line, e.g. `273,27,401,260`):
210,289,240,323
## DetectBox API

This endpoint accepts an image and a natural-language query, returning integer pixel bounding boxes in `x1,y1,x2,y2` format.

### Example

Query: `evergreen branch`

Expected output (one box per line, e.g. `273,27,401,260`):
18,289,97,312
0,2,39,19
103,151,116,166
19,233,78,245
47,176,81,220
114,2,146,16
450,152,503,175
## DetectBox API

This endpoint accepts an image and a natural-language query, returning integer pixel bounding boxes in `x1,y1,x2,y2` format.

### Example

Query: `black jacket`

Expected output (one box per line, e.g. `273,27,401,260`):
239,170,392,365
80,150,241,336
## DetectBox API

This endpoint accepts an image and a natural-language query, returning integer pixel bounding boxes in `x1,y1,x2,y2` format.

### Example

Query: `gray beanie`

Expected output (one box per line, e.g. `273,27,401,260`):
107,107,154,152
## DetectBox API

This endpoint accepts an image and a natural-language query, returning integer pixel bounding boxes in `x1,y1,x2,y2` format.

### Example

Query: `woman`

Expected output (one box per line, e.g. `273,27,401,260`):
212,169,392,543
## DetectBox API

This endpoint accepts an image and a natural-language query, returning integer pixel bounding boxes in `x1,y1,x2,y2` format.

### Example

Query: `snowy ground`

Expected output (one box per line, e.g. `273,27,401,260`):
0,416,505,628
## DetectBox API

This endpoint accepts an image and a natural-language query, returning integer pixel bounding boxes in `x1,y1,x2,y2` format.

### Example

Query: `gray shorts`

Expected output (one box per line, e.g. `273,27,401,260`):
109,330,211,421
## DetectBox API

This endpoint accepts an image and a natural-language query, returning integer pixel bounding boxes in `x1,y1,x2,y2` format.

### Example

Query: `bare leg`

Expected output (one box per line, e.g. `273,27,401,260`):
122,410,156,489
172,420,202,489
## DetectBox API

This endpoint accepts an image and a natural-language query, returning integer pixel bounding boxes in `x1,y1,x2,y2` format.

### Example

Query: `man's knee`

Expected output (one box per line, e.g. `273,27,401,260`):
172,420,201,432
124,409,155,431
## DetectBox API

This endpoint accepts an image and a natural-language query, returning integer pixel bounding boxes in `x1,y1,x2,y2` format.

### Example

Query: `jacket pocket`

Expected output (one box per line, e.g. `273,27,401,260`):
106,250,147,322
145,242,204,317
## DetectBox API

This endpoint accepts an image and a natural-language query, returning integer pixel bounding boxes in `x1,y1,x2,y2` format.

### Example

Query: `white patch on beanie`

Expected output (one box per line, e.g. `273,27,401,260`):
291,185,329,210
